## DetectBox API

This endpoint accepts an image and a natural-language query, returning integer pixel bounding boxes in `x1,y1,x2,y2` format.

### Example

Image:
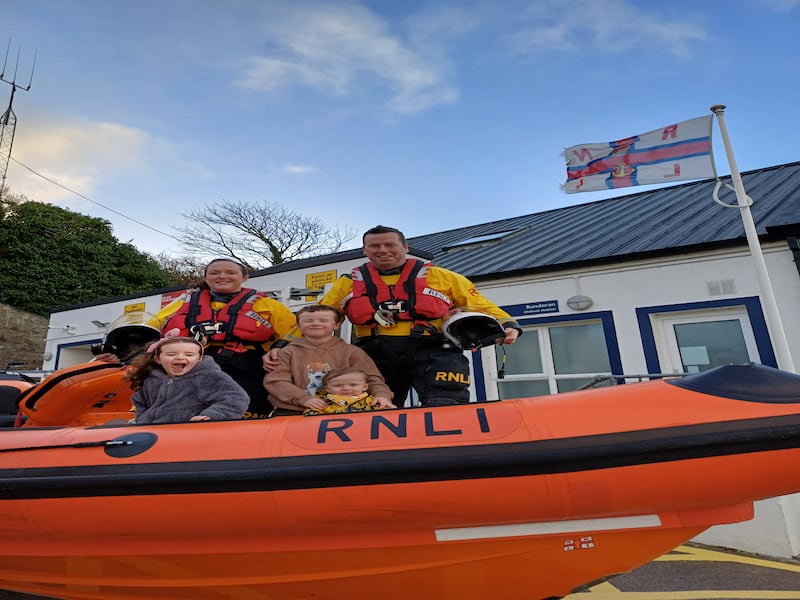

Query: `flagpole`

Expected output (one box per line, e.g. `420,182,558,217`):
710,104,795,372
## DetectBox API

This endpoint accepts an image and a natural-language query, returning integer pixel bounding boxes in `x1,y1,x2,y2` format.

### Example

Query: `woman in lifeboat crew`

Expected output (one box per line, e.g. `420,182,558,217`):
152,258,297,419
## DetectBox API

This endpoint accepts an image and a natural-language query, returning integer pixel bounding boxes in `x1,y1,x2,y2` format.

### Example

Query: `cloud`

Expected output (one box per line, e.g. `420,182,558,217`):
507,0,707,60
6,117,151,206
4,112,218,213
235,3,459,114
281,164,319,175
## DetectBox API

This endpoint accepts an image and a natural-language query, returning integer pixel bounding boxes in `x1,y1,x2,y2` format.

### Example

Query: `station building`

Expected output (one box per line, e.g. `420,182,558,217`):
44,160,800,558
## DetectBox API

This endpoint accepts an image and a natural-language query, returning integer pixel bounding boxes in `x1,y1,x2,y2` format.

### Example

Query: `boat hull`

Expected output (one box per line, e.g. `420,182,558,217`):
1,363,800,599
0,519,740,600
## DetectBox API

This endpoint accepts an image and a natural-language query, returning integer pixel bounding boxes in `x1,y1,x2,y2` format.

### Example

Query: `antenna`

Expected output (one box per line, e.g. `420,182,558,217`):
0,39,36,204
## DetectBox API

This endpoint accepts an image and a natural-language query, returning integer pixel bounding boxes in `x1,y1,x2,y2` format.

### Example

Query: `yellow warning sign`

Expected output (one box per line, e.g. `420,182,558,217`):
124,302,146,314
305,270,337,300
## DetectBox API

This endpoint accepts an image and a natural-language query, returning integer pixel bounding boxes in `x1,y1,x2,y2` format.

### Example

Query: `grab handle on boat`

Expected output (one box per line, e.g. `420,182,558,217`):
0,432,157,458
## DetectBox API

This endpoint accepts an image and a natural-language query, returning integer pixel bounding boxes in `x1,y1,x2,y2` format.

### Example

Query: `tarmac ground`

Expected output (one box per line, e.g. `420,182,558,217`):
1,543,799,600
567,543,800,599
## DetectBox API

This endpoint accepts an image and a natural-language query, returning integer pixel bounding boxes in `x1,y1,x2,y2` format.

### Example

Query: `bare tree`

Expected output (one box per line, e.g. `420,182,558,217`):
175,200,356,270
151,252,206,287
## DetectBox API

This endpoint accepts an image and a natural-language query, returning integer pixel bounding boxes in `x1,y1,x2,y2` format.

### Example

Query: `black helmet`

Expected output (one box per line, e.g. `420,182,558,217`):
441,312,505,350
98,313,162,362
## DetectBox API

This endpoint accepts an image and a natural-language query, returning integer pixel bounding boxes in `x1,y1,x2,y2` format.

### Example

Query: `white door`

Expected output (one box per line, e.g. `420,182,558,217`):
655,308,759,374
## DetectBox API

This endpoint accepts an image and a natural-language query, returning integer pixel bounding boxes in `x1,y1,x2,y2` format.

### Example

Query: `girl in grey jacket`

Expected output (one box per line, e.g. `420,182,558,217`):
127,337,249,424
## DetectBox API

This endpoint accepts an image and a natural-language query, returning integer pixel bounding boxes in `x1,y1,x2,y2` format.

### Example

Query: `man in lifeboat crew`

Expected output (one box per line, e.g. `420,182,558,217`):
267,225,521,407
153,258,297,419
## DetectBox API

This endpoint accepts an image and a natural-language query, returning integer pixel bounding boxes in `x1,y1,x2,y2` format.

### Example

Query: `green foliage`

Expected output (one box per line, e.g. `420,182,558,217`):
151,252,205,288
0,200,172,315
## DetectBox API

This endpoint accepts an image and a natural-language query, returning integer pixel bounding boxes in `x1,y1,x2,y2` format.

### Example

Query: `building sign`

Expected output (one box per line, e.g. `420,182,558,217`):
305,270,337,300
160,291,185,309
124,302,146,314
503,300,559,317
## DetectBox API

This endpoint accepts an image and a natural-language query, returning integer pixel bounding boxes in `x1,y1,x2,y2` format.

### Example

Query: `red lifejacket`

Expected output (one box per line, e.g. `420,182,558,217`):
163,288,276,345
344,259,452,325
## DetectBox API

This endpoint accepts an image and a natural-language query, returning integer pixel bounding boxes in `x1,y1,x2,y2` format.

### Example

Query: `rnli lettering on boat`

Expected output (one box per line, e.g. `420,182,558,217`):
286,402,523,450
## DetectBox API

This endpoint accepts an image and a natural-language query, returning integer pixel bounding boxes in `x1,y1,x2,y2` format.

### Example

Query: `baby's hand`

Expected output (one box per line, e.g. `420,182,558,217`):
301,397,328,411
371,396,395,410
189,415,211,422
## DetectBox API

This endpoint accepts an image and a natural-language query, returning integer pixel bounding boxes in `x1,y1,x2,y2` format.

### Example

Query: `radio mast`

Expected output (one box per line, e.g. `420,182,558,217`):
0,40,36,204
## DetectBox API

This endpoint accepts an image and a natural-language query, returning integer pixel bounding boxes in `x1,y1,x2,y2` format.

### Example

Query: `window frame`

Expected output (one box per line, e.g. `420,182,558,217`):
473,311,623,401
659,309,758,373
636,296,776,374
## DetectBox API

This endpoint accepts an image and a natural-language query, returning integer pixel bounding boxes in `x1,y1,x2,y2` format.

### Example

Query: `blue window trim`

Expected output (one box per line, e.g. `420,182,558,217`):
54,338,103,369
636,296,776,374
472,310,623,402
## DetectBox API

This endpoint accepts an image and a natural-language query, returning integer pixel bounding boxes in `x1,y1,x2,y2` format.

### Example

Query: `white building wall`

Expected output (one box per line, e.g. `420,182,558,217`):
44,242,800,558
43,254,378,370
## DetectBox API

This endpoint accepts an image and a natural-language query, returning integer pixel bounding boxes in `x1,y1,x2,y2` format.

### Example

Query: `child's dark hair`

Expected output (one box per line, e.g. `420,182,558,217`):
124,337,204,391
296,304,344,323
323,367,369,386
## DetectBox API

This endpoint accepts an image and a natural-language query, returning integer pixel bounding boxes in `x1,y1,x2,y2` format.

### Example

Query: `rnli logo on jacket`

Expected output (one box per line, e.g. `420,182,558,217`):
286,403,523,449
422,287,450,304
244,311,272,328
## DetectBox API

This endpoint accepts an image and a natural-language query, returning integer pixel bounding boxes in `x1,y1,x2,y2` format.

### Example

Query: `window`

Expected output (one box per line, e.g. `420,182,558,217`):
494,320,613,399
655,309,758,373
637,297,776,374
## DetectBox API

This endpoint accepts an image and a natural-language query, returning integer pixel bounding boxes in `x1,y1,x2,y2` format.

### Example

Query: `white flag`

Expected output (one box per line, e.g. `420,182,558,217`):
562,116,716,193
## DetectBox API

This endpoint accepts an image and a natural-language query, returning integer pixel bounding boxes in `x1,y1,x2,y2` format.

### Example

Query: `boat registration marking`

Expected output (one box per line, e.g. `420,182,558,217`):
434,514,663,542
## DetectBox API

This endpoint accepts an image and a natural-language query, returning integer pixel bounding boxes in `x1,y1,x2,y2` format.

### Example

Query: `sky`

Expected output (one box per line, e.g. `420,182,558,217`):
1,0,799,260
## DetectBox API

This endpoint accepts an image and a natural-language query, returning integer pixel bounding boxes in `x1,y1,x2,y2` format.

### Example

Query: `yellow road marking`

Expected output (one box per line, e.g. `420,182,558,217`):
573,586,800,599
656,545,800,573
566,545,800,599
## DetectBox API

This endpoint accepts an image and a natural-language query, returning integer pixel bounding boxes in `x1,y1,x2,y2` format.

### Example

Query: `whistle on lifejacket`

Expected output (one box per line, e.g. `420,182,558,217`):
374,309,397,327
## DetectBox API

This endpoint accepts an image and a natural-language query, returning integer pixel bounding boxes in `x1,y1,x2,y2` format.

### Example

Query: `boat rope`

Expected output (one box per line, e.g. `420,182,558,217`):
0,439,133,454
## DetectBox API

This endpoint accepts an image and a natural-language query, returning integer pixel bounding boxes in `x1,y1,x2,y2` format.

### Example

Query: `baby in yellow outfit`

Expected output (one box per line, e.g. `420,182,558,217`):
304,367,376,416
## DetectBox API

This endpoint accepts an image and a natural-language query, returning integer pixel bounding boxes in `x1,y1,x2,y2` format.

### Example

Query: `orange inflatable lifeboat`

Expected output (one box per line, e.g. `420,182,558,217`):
15,361,133,427
1,362,800,600
0,372,35,428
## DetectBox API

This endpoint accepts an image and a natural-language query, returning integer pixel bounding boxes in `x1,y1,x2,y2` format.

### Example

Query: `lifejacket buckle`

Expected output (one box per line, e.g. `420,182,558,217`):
379,300,406,313
188,325,208,345
222,341,248,353
411,321,438,338
214,341,249,360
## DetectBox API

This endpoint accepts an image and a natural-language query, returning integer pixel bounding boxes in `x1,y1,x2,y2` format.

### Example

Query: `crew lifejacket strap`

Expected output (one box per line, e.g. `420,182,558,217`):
411,322,440,337
218,290,257,342
402,260,424,320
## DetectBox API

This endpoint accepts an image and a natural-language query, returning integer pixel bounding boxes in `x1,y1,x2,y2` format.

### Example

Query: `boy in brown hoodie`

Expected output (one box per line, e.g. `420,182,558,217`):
265,305,394,416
